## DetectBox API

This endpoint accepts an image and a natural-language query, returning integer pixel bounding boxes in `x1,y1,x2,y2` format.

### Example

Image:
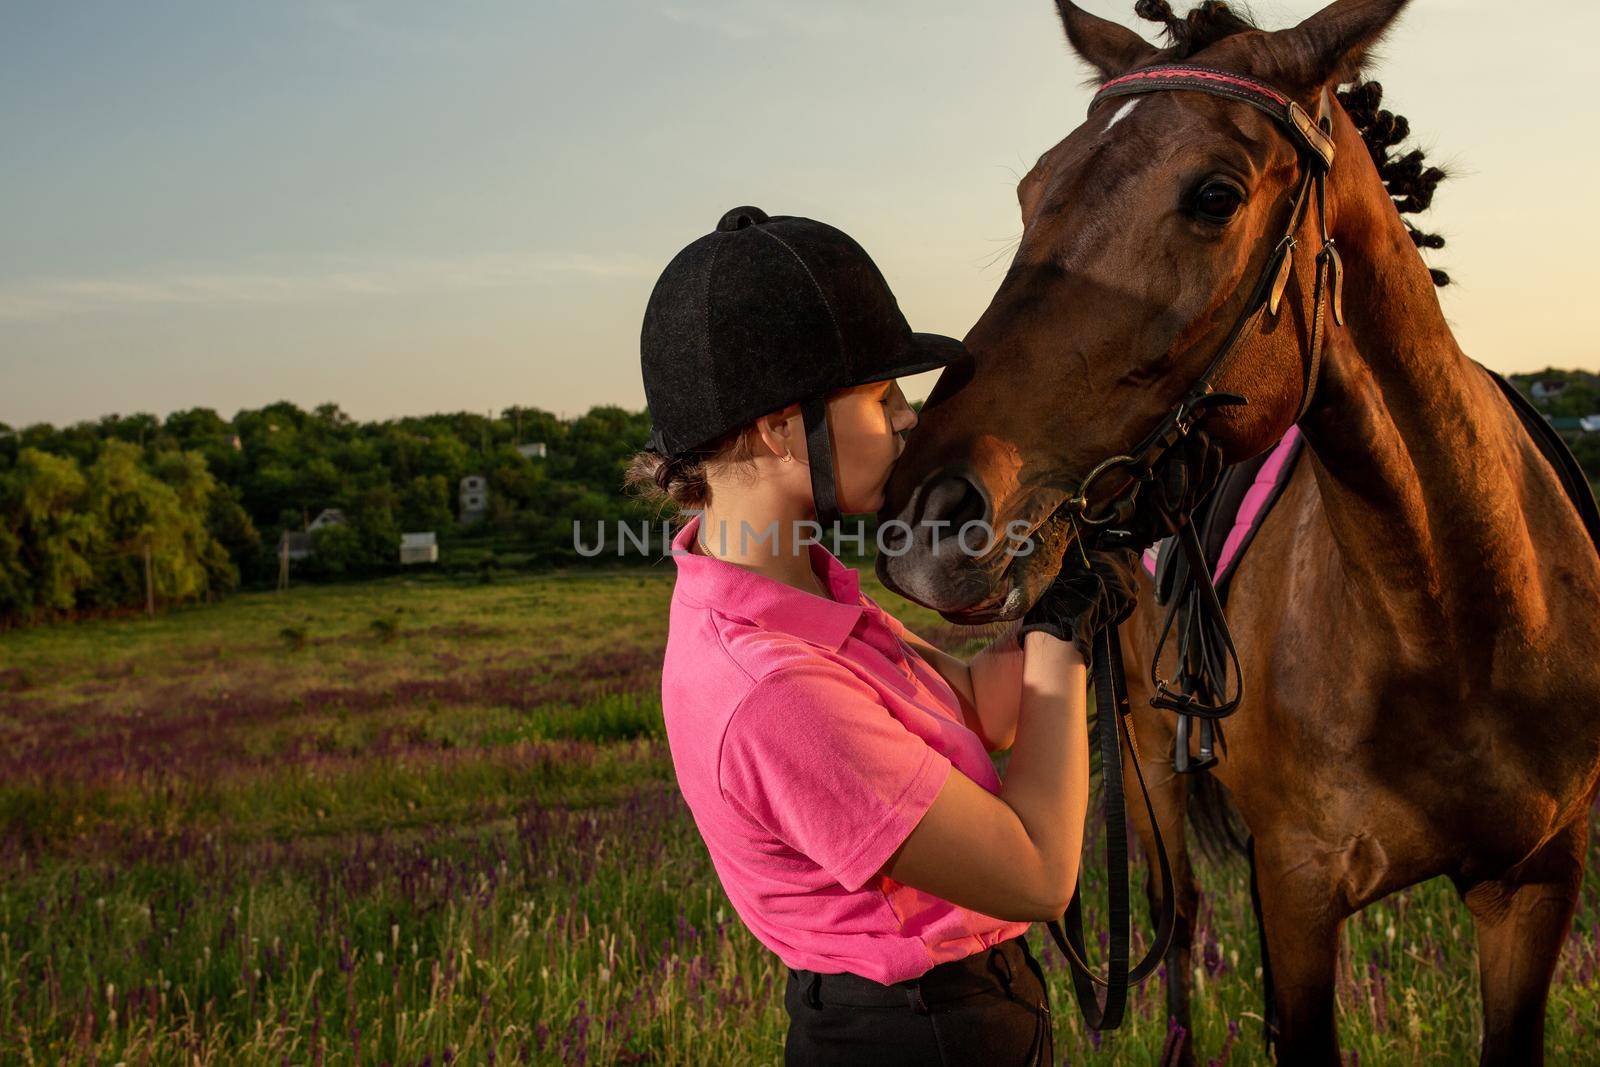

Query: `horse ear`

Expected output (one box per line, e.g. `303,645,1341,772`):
1259,0,1412,91
1054,1,1158,81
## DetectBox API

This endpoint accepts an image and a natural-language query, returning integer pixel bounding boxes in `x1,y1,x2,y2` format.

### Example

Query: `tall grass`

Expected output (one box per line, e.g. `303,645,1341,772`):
1,569,1595,1063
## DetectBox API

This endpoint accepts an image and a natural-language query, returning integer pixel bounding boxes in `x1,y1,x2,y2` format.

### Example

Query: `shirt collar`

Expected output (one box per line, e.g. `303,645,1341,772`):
670,512,865,651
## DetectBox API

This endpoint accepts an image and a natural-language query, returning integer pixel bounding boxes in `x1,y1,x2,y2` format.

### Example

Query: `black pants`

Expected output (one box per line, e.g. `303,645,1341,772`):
783,934,1053,1065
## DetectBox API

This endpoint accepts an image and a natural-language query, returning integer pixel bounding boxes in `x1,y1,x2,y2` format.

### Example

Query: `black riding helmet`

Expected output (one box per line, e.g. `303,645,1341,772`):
639,206,967,529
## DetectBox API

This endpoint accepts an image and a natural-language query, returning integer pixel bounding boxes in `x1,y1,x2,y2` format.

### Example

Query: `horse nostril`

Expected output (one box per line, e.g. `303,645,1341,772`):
918,472,989,537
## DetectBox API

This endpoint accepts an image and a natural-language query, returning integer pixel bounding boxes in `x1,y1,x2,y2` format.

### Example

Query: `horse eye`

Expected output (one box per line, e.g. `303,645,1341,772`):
1191,180,1244,224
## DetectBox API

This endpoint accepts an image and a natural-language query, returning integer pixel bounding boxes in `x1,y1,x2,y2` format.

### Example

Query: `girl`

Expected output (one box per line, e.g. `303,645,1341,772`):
627,206,1134,1065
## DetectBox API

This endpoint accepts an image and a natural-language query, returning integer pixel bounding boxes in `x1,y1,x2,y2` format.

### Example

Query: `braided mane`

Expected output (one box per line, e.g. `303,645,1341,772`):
1133,0,1450,286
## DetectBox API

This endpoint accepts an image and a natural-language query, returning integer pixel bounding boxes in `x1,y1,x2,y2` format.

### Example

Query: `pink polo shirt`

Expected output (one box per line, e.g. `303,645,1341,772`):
659,512,1031,984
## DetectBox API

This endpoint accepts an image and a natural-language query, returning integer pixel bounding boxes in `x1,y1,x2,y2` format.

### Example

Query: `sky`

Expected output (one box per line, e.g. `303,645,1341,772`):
3,0,1597,428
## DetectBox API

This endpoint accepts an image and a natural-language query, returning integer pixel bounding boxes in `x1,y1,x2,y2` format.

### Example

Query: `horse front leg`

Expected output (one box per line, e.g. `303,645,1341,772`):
1124,708,1200,1066
1252,833,1345,1066
1459,820,1586,1067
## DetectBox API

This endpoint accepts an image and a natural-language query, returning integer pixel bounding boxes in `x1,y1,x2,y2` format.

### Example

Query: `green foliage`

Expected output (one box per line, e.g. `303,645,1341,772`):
1571,434,1600,494
350,490,403,568
0,449,101,619
204,482,259,592
400,473,455,532
81,441,222,610
1510,369,1600,494
301,522,365,580
1510,368,1600,418
0,399,658,626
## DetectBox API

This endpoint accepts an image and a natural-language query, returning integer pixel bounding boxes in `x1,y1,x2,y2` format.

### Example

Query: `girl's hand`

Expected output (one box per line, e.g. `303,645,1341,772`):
1015,547,1141,668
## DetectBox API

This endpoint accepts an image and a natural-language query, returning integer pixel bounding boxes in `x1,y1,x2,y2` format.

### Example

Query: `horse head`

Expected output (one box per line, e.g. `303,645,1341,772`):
877,0,1418,622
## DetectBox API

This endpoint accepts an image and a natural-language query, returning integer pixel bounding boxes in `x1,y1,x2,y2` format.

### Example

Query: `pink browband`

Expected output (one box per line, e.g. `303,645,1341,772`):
1097,65,1290,107
1090,64,1334,168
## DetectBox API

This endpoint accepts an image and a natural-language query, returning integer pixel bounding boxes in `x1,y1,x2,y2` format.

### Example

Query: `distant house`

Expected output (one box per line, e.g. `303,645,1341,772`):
517,442,548,459
277,530,315,561
276,509,347,561
1531,379,1568,401
399,532,438,565
1581,415,1600,434
459,475,488,526
229,434,242,451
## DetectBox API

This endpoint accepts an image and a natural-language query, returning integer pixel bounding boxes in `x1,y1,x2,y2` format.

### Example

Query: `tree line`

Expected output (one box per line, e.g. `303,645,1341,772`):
1,370,1595,627
0,401,659,627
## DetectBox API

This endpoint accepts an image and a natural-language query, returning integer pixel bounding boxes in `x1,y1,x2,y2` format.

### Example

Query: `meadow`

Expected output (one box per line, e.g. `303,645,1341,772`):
1,563,1596,1065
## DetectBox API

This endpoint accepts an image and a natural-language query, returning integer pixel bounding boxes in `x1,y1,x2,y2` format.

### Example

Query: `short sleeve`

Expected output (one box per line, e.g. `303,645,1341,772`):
718,662,953,892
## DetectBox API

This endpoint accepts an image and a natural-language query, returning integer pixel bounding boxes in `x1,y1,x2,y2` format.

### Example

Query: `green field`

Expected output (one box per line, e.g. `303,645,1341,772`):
2,567,1596,1064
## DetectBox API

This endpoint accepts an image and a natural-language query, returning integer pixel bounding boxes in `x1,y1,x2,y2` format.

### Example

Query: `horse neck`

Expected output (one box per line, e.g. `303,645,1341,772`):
1296,156,1541,664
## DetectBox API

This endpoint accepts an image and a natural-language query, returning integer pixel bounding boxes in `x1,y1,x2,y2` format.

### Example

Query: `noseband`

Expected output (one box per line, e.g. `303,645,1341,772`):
1045,65,1346,1032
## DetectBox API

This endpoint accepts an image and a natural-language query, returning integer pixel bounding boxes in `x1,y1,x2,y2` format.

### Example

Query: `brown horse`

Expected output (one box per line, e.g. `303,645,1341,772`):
875,2,1600,1064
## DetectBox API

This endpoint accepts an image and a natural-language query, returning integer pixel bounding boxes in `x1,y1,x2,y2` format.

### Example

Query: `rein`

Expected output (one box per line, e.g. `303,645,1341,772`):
1043,64,1346,1032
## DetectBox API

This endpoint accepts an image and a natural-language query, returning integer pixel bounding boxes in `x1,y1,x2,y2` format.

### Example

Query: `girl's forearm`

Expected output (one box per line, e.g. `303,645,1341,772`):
996,632,1090,907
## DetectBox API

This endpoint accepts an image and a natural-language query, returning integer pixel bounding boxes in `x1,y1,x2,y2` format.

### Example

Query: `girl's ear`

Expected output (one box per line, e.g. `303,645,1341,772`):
754,406,801,459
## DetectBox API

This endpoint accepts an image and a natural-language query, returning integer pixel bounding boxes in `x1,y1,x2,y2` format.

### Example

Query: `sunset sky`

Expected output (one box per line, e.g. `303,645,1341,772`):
3,0,1596,428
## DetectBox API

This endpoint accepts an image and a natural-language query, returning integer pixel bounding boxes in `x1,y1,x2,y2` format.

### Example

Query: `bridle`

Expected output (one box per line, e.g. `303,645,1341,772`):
1064,65,1342,543
1083,66,1343,750
1042,64,1346,1032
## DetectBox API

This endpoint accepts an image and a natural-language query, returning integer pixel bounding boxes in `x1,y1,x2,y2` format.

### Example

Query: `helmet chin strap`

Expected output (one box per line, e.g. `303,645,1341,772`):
799,394,843,531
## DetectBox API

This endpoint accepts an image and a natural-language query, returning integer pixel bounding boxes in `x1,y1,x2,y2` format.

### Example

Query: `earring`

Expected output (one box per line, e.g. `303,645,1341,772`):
782,449,794,463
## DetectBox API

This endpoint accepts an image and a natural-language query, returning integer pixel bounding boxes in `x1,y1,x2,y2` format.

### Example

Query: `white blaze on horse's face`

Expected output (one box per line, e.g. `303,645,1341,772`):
1104,98,1140,132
